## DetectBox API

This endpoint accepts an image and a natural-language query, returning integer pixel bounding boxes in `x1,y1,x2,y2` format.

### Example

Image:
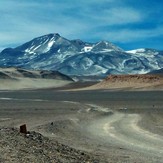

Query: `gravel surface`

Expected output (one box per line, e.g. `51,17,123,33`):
0,127,103,163
0,89,163,163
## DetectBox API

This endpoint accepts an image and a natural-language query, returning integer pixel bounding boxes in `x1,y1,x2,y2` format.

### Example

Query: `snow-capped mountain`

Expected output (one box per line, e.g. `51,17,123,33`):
0,33,163,79
126,48,163,72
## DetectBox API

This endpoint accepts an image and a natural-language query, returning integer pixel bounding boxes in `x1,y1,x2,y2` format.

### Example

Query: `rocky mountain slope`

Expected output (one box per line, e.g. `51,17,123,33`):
0,33,163,79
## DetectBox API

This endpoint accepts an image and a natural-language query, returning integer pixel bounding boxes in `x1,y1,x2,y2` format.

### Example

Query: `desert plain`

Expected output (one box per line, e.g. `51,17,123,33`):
0,73,163,163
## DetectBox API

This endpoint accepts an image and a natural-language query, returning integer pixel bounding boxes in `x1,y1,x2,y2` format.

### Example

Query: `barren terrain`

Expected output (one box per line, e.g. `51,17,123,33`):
86,74,163,91
0,88,163,162
0,68,73,90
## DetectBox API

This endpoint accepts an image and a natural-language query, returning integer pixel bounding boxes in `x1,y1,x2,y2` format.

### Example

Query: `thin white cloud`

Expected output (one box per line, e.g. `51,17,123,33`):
80,7,143,26
96,26,163,43
104,7,142,24
0,0,162,50
0,0,89,47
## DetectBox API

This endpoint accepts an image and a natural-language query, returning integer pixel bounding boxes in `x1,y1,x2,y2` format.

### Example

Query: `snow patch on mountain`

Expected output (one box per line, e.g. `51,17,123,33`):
82,46,93,52
126,48,146,54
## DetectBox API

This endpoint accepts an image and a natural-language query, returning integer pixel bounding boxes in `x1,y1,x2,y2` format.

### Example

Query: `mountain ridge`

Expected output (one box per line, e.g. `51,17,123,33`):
0,33,163,80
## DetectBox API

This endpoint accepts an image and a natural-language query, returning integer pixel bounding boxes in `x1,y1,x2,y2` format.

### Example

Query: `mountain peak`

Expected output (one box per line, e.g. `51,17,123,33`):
46,33,61,38
13,33,63,54
0,33,162,79
38,33,61,40
92,40,123,52
53,33,60,36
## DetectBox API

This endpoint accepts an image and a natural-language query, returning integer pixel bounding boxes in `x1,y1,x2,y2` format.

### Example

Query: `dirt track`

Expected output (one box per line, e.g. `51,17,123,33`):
88,110,163,158
0,89,163,162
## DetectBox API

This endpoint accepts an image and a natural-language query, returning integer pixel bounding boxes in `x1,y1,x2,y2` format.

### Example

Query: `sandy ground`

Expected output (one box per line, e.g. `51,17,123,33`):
0,67,73,90
0,78,72,90
0,88,163,162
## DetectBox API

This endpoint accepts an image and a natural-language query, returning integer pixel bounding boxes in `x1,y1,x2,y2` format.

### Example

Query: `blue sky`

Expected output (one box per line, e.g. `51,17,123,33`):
0,0,163,51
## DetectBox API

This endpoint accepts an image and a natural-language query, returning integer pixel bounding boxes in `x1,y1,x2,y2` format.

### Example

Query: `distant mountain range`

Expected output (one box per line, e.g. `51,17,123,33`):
0,33,163,80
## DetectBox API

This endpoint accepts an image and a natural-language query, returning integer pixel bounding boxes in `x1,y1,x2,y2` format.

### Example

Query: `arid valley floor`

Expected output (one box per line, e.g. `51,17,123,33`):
0,85,163,162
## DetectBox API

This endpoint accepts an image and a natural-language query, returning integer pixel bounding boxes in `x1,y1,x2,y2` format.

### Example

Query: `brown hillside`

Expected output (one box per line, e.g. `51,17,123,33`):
104,74,161,83
88,74,163,90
